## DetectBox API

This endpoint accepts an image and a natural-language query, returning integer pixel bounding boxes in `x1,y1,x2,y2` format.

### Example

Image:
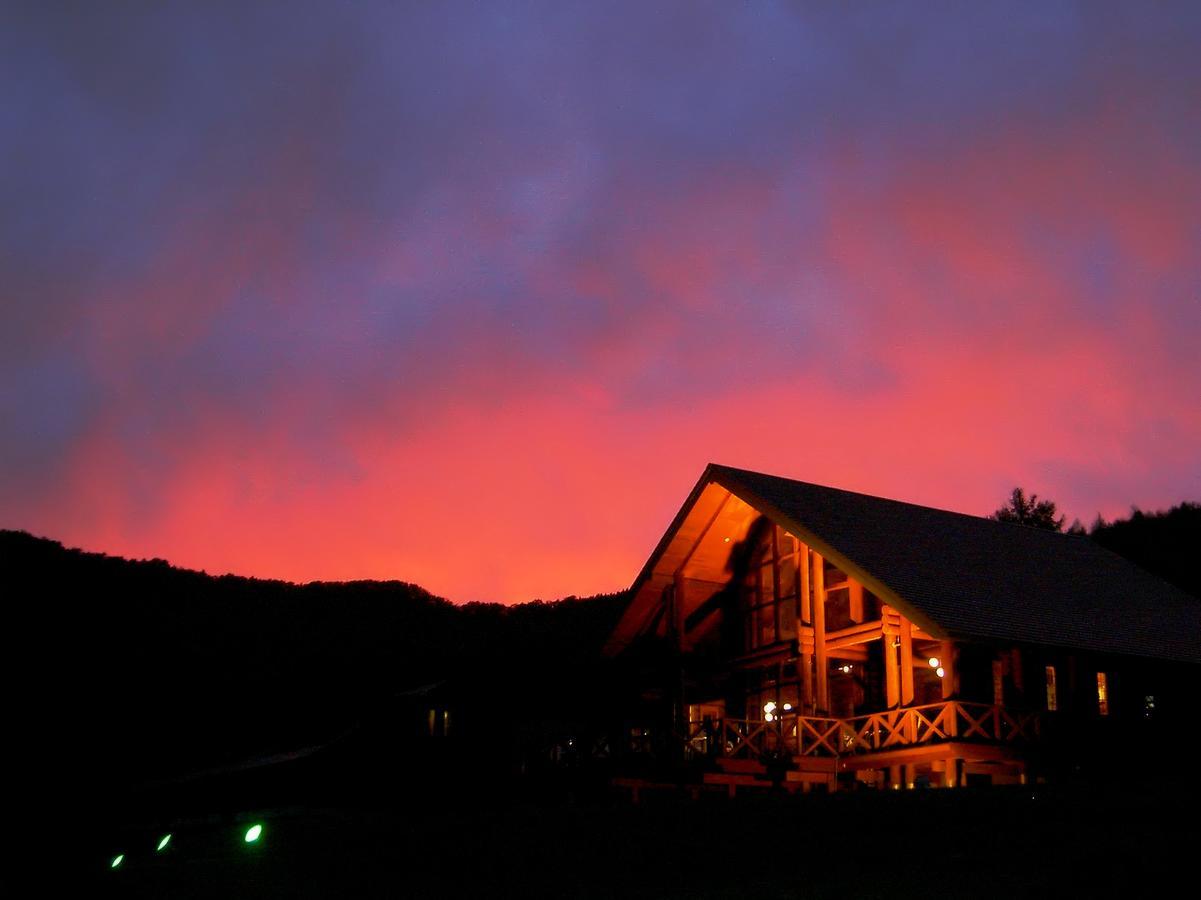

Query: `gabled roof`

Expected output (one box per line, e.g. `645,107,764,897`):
608,464,1201,663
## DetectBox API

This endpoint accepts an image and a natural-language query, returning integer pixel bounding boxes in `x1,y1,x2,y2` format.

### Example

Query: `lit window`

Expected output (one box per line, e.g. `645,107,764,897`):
1097,672,1109,716
1045,666,1057,711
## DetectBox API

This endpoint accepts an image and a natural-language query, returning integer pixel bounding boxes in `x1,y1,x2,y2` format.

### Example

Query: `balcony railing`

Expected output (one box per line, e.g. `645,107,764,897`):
686,701,1039,760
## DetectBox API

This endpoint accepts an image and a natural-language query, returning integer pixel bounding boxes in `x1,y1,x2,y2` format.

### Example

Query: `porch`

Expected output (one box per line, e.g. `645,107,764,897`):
685,700,1039,793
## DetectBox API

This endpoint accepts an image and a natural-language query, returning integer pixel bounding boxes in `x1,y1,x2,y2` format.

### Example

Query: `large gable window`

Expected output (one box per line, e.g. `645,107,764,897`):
743,525,800,650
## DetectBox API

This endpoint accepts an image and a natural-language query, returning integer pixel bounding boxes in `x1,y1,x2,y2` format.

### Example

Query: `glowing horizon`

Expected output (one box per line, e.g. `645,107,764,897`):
3,3,1200,603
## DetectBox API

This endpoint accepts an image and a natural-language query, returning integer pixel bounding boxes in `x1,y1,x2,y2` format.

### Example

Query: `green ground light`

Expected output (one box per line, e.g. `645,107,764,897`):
110,854,124,869
244,823,263,843
157,833,172,851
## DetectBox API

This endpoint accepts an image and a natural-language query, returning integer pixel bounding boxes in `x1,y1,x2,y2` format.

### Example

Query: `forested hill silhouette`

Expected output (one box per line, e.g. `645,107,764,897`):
2,529,627,800
1088,502,1201,600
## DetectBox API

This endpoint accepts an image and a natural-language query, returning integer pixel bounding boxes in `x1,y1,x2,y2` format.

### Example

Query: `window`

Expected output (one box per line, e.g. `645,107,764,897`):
427,707,451,737
1045,666,1058,711
743,526,802,649
1097,672,1109,716
746,665,800,721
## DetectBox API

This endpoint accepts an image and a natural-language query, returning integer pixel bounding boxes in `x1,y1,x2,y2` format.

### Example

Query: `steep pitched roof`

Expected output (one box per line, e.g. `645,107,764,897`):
611,464,1201,663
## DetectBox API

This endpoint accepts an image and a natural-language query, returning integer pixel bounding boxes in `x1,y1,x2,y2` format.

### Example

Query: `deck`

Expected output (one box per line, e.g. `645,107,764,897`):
678,701,1039,793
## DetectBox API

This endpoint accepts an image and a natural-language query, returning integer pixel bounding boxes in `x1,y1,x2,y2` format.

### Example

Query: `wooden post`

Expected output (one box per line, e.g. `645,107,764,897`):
799,541,812,624
883,605,900,709
848,581,864,623
942,757,958,788
670,578,688,755
940,640,958,700
879,639,898,711
899,616,915,706
770,527,784,642
672,572,686,651
771,528,782,603
813,551,828,714
800,645,815,713
799,543,814,712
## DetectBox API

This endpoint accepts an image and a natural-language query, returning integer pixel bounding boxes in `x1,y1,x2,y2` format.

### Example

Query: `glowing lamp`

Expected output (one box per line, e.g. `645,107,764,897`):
723,537,730,542
782,703,793,711
928,657,941,668
936,666,946,678
157,834,172,852
110,854,124,869
244,824,263,843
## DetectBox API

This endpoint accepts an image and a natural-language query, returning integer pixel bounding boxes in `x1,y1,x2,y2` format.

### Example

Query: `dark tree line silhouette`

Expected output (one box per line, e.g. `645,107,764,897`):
2,529,627,809
990,487,1200,599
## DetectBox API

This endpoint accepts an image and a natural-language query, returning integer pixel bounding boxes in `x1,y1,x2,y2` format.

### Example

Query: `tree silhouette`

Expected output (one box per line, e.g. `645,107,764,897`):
990,487,1065,531
1089,502,1201,597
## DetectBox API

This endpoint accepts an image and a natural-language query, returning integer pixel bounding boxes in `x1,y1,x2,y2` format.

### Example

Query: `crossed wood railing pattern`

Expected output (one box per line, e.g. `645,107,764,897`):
687,701,1039,760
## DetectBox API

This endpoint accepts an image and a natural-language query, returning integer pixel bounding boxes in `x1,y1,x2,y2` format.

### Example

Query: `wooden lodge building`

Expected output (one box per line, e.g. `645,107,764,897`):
604,465,1201,793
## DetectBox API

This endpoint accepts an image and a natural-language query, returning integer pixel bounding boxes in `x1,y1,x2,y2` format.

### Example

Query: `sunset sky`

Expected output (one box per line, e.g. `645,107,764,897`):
3,2,1200,602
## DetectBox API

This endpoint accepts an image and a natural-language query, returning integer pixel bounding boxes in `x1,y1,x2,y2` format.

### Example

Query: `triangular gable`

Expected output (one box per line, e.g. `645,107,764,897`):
607,464,1201,663
604,464,949,656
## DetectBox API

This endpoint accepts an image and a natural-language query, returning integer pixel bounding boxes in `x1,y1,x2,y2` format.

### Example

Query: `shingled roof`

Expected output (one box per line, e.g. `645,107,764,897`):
616,464,1201,664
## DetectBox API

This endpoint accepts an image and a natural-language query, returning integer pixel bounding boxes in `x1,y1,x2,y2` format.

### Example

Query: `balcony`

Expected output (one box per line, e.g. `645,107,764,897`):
687,701,1040,763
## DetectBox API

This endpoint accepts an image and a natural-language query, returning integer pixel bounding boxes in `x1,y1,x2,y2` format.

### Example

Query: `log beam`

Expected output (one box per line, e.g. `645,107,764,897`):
899,616,915,705
824,619,885,650
813,551,828,714
848,582,864,623
799,541,814,714
883,605,900,708
940,640,959,700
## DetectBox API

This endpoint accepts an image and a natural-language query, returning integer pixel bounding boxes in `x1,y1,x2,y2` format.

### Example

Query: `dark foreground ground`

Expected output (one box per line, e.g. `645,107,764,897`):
75,782,1201,898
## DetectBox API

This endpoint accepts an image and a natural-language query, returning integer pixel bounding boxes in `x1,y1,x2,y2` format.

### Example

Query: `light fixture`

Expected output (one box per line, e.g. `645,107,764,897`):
110,854,124,869
936,666,946,678
928,657,941,668
782,703,793,712
156,834,172,852
723,537,731,543
839,664,853,674
244,824,263,843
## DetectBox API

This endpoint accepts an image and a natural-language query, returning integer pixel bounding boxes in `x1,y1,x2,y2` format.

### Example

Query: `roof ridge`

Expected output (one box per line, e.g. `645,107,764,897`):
707,462,1080,539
